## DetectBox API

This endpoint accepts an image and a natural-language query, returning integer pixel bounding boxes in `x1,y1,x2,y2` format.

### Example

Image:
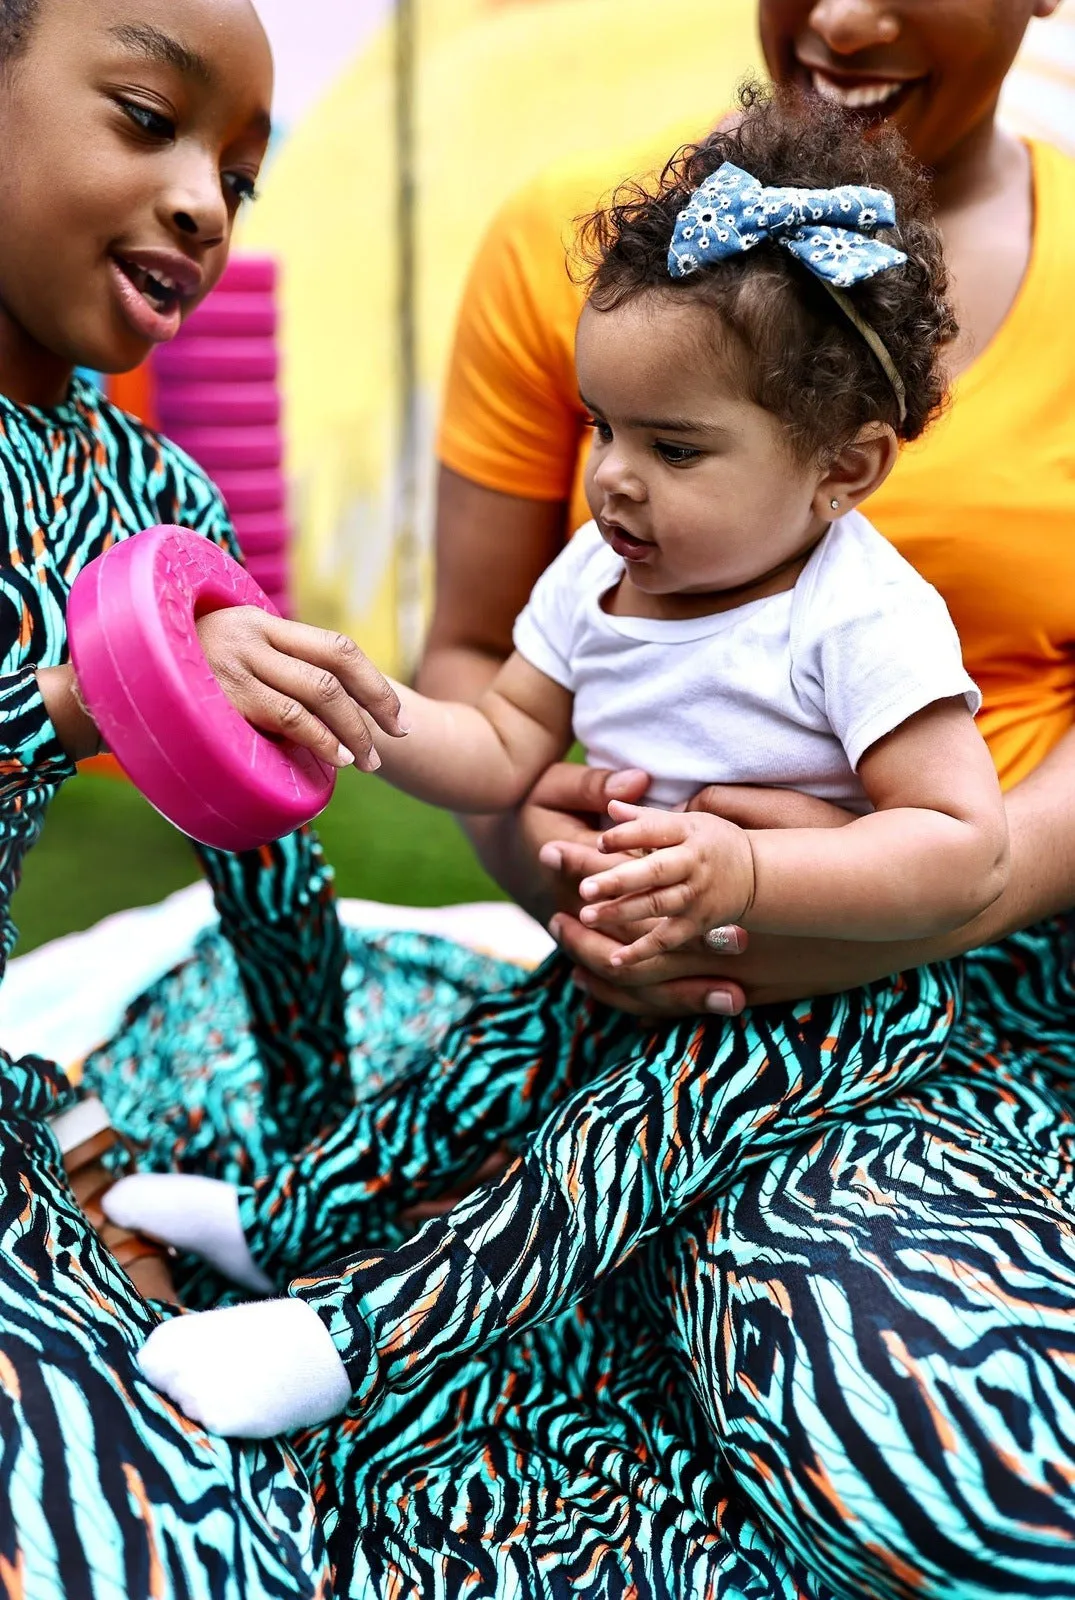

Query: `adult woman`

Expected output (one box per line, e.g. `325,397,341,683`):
380,0,1075,1593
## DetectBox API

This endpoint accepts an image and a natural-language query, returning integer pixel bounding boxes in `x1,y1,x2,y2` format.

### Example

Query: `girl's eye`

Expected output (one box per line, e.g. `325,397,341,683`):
118,98,175,140
224,172,260,206
585,416,613,444
655,441,701,466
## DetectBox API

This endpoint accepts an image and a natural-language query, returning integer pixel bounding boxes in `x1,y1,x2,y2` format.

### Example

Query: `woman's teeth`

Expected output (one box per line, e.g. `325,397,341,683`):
810,71,908,111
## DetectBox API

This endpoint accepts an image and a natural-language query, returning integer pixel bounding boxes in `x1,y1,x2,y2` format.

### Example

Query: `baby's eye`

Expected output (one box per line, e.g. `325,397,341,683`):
224,172,260,206
585,416,613,444
117,98,175,140
654,441,701,466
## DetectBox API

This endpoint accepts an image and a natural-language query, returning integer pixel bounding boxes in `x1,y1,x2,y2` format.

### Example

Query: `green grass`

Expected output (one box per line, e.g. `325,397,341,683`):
11,770,505,955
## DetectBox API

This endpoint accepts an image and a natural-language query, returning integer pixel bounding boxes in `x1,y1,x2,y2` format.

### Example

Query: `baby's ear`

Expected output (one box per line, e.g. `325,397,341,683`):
816,423,899,517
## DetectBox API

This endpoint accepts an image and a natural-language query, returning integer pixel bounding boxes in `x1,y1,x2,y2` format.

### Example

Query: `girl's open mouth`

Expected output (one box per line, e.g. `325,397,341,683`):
109,256,190,343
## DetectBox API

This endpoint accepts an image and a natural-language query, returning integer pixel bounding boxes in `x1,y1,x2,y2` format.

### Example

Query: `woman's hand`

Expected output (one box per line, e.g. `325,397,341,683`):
196,607,408,771
463,762,650,925
549,784,929,1017
569,802,755,966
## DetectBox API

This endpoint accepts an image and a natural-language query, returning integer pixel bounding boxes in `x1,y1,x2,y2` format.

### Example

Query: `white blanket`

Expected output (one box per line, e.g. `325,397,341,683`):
0,884,554,1073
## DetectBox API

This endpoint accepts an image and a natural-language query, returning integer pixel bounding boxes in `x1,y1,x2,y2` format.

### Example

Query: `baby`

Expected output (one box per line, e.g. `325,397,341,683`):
113,86,1008,1439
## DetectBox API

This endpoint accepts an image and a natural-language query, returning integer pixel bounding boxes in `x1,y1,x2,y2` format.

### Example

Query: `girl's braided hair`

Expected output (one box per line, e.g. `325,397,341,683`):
575,82,956,460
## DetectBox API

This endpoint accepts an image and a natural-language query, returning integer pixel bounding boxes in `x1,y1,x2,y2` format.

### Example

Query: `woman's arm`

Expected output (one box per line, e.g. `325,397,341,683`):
741,699,1008,938
555,722,1075,1015
571,699,1008,962
417,468,568,706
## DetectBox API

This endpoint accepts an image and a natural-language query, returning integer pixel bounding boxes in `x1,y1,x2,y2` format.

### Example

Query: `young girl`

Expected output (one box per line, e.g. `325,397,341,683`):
114,89,1009,1440
0,0,404,1589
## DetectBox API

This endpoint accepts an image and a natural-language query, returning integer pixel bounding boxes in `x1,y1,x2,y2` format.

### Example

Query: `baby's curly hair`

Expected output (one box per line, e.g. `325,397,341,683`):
576,82,956,460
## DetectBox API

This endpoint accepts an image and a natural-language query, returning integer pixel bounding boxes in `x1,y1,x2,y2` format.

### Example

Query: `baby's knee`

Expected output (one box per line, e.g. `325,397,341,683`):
665,1209,1075,1597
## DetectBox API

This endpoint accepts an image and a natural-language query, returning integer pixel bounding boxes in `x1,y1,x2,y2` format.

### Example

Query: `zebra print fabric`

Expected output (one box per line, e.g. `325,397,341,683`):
2,378,1074,1597
93,915,1075,1599
0,378,345,1595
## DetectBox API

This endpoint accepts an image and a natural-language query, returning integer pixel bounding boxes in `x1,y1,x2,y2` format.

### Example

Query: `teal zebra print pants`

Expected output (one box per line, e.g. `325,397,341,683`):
0,916,1071,1597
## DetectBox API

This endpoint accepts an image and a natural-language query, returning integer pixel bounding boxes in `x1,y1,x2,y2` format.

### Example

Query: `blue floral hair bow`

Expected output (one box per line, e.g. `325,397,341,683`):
667,161,907,288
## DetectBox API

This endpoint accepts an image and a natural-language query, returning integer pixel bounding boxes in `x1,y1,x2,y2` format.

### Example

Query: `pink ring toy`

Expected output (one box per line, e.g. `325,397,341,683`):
158,383,281,427
211,469,286,516
218,256,277,294
231,510,290,555
153,338,278,384
244,552,290,591
180,293,276,339
67,526,335,851
167,425,283,471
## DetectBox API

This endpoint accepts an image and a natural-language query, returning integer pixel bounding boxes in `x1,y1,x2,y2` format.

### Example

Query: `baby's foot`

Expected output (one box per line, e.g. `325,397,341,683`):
51,1096,178,1303
139,1298,352,1437
103,1174,273,1295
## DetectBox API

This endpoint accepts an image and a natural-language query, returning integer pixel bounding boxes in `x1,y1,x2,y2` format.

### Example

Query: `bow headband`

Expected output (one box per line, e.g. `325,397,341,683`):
667,161,908,423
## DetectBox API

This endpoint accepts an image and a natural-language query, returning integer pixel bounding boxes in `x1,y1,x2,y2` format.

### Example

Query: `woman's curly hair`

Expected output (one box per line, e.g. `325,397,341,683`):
0,0,38,69
575,82,956,459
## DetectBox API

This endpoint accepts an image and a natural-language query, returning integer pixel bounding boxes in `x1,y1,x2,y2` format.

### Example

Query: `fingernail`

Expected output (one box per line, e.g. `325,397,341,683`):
705,991,736,1015
365,749,382,772
703,926,740,953
539,846,562,870
580,907,597,925
608,769,646,795
336,744,356,767
548,916,564,942
579,879,596,900
396,716,411,735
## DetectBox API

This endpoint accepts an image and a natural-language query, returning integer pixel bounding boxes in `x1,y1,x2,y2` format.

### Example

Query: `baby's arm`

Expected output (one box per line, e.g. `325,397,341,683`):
372,652,574,812
191,606,574,816
573,697,1008,963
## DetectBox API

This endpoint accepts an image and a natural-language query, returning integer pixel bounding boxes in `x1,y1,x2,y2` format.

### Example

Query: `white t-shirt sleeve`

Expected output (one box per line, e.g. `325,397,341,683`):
512,520,603,691
795,522,982,772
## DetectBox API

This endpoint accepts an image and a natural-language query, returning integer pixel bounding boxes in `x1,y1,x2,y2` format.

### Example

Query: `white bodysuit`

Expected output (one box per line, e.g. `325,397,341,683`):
512,512,980,814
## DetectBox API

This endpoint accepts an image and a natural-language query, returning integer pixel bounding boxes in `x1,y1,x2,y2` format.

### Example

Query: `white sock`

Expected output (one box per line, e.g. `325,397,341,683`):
139,1298,352,1438
103,1174,273,1295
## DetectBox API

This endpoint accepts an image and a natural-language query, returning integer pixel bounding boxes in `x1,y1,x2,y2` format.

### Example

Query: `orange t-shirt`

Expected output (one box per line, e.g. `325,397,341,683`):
438,136,1075,791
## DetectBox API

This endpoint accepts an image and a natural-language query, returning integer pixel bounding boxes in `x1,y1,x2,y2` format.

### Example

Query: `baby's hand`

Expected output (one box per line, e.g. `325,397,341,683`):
575,801,756,966
196,607,407,771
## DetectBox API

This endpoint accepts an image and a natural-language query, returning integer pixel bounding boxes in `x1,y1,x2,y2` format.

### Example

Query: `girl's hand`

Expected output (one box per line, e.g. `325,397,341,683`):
196,607,408,771
37,664,104,762
572,801,755,966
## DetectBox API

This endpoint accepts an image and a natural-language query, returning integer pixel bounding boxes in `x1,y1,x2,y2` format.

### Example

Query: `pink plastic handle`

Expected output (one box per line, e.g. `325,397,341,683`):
67,526,335,851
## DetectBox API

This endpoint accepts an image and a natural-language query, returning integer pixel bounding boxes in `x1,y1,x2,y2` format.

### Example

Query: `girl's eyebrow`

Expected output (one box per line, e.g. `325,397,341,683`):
107,21,273,139
108,22,213,87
